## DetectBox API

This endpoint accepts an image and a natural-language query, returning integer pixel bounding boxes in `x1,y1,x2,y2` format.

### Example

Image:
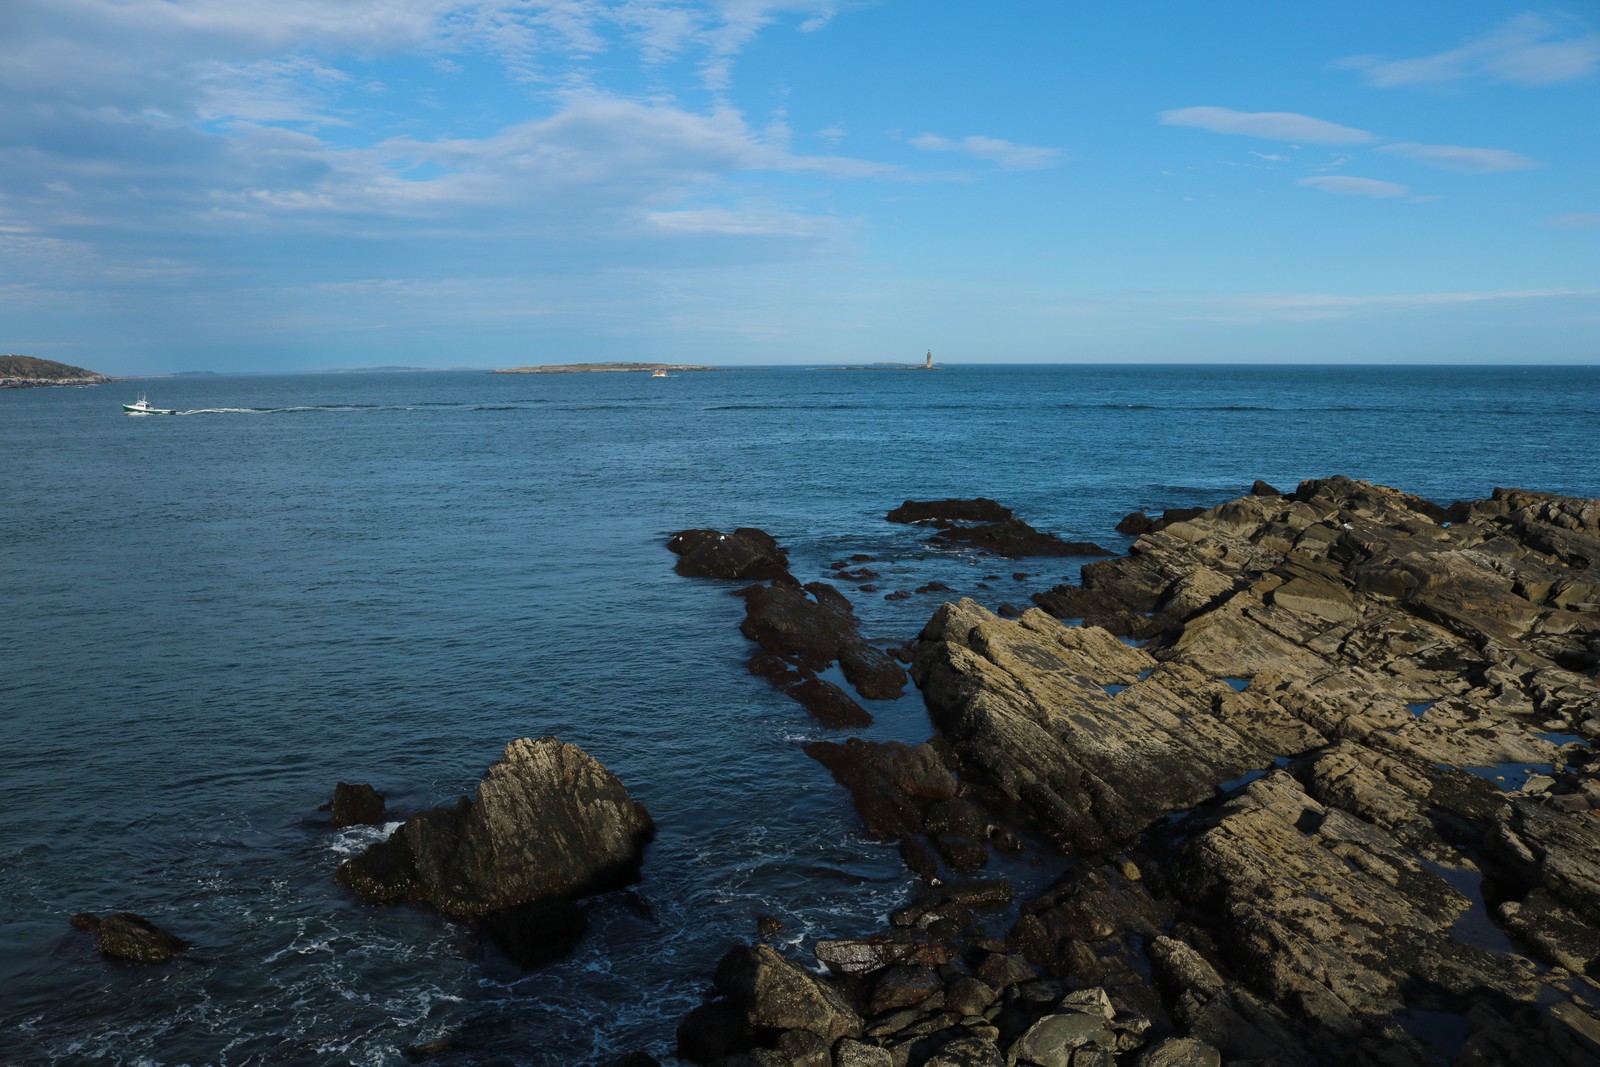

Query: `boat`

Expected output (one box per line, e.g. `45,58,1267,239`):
651,368,669,378
123,393,177,416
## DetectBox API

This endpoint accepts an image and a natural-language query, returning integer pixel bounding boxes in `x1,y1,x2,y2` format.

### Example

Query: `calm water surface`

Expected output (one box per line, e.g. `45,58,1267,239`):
2,364,1596,1064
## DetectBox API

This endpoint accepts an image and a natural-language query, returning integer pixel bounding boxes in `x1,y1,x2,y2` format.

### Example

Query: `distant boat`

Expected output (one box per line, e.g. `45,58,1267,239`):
651,368,669,378
123,393,177,416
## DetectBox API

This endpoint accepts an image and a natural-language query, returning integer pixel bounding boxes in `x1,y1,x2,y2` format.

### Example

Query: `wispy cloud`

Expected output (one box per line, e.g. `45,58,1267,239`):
1339,14,1600,88
1159,106,1375,145
1188,287,1600,322
1298,175,1410,198
908,133,1062,170
1378,142,1539,174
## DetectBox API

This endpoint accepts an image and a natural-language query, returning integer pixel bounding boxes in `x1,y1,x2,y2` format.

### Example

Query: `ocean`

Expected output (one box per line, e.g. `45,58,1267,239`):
2,364,1597,1064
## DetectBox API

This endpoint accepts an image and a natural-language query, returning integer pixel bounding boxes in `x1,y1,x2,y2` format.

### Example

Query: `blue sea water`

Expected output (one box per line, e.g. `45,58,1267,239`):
1,364,1597,1065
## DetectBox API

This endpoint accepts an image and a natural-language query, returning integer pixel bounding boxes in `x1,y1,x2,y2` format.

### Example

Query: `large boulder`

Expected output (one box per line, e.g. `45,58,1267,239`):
334,737,653,916
70,912,190,963
668,527,791,580
714,943,864,1042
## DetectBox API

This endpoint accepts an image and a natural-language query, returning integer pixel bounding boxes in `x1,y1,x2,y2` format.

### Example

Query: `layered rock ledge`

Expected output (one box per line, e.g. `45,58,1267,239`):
672,478,1600,1066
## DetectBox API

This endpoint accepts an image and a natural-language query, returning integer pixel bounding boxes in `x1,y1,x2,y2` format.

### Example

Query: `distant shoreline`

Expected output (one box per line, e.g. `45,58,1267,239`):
493,362,716,374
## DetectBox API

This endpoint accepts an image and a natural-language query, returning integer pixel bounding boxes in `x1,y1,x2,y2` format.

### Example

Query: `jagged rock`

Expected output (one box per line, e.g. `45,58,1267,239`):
668,527,791,580
334,738,653,919
329,781,386,828
1250,480,1281,498
738,582,907,700
888,499,1014,525
814,935,954,975
1136,1037,1221,1067
1116,511,1154,536
69,912,190,963
748,652,872,729
715,944,864,1041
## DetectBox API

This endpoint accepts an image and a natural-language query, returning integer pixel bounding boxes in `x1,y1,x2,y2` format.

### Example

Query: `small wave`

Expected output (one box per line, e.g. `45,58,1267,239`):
329,821,401,856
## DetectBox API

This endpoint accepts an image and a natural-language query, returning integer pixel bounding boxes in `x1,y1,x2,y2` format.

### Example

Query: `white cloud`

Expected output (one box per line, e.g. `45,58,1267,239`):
1159,106,1375,145
1339,14,1600,88
909,133,1062,170
1546,212,1600,229
1378,142,1539,174
1249,151,1289,162
1298,175,1410,198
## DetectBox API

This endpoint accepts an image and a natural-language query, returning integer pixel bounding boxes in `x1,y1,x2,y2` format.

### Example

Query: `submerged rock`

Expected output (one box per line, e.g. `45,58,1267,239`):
930,518,1112,559
887,498,1014,525
334,737,653,923
70,912,190,963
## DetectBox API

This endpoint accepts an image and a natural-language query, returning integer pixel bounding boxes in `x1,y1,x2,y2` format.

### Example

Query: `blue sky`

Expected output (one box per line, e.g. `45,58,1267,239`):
1,1,1596,372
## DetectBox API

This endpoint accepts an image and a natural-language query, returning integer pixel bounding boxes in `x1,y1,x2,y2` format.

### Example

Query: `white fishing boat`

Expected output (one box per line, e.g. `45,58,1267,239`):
123,393,177,416
651,368,669,378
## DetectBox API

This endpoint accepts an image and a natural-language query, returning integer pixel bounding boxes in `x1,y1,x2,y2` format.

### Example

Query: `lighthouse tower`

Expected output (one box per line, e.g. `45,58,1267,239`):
925,349,933,370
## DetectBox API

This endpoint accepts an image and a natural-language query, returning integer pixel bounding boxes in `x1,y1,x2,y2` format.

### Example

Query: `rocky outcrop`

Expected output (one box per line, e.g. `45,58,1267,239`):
674,477,1600,1065
70,912,190,963
668,528,791,581
329,781,386,828
736,579,907,708
334,737,652,966
888,498,1112,559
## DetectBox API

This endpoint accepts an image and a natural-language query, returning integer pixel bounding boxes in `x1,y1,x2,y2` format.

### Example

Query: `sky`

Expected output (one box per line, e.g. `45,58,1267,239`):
1,1,1596,372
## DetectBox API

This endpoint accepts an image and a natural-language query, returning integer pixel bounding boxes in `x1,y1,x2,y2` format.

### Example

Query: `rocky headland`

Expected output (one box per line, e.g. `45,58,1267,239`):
1,354,112,388
666,478,1600,1067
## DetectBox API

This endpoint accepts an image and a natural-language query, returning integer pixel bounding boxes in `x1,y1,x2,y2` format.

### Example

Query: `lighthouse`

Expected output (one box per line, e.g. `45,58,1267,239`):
925,349,933,370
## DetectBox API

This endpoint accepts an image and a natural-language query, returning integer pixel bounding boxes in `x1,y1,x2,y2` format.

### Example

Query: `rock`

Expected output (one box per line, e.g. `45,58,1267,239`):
945,977,998,1017
814,935,954,975
676,999,757,1065
334,737,654,918
715,943,864,1041
930,519,1112,559
330,781,386,828
748,652,873,729
805,739,957,839
737,581,907,700
1115,511,1154,536
776,1028,832,1067
1012,1012,1117,1067
864,965,943,1014
480,898,587,969
1135,1037,1221,1067
668,527,791,580
69,912,190,963
834,1039,895,1067
922,1033,1003,1066
756,914,784,938
888,499,1014,525
1250,480,1281,497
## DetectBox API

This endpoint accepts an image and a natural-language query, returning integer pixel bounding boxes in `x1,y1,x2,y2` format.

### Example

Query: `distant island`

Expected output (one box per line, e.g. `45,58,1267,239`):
493,362,715,374
0,354,113,389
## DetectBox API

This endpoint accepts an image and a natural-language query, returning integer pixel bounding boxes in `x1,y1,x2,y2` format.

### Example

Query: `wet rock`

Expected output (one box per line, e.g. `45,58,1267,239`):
834,1039,894,1067
715,943,863,1041
922,1033,1003,1066
776,1028,832,1067
930,518,1112,559
945,976,997,1017
69,912,190,963
805,739,957,839
668,527,791,581
1250,480,1281,497
330,782,386,828
888,499,1014,525
814,935,954,975
1115,511,1154,536
738,582,907,700
334,737,654,919
747,652,872,729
